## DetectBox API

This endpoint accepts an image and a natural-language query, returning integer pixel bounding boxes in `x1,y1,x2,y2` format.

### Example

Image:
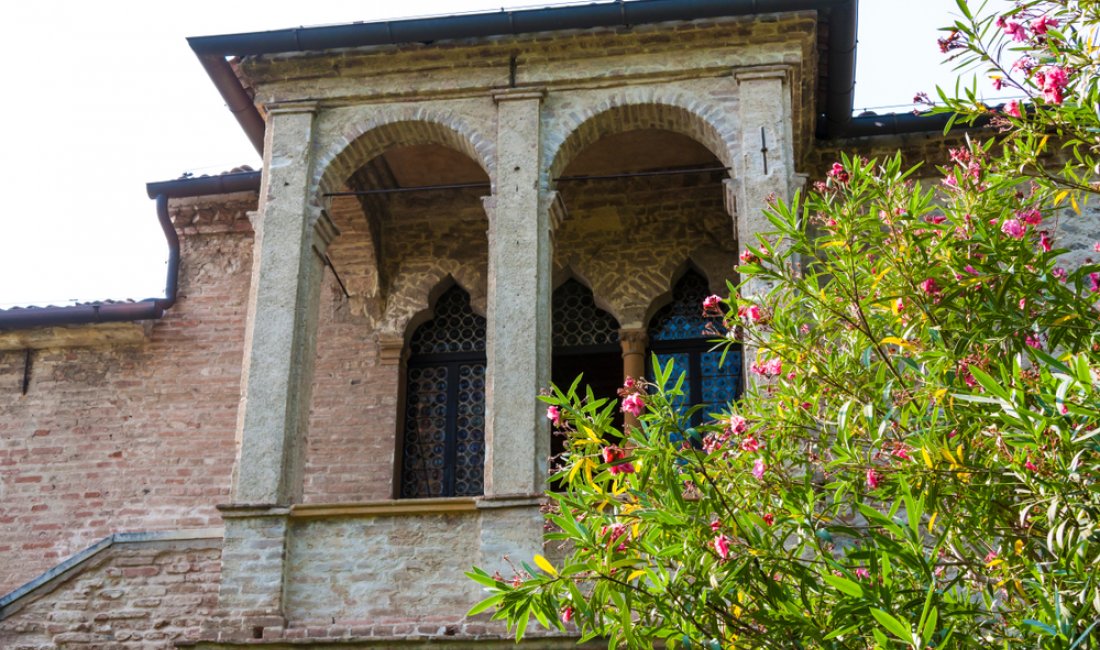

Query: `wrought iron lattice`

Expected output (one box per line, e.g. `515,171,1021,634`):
402,285,486,499
409,286,486,355
553,279,620,348
648,270,742,424
648,270,712,341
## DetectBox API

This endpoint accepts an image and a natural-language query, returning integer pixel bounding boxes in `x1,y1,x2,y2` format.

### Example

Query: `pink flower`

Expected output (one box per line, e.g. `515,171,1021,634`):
1053,267,1067,282
713,533,732,560
866,468,881,490
710,519,722,532
602,445,635,475
739,249,759,265
1031,15,1059,35
1018,208,1042,225
919,278,940,296
1024,457,1038,472
1039,230,1052,253
728,414,748,435
740,436,761,453
992,76,1004,91
546,405,562,426
750,357,782,377
1089,272,1100,293
854,567,871,580
828,162,849,183
1025,334,1041,349
963,265,978,275
621,393,645,418
892,446,911,461
1037,66,1069,104
561,606,573,624
1003,19,1025,42
925,214,947,225
1001,218,1026,239
752,458,766,480
623,376,636,389
895,297,905,313
984,550,999,564
1092,242,1100,253
1005,100,1023,118
702,294,722,312
762,513,774,526
742,304,763,322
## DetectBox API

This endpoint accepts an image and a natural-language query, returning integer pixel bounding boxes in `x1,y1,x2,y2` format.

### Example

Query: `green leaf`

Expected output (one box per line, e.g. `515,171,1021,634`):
824,624,860,640
466,593,505,617
871,608,912,641
823,573,864,598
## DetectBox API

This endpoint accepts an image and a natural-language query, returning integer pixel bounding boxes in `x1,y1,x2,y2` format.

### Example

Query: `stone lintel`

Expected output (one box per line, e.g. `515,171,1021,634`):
476,494,544,509
265,100,320,115
377,335,407,366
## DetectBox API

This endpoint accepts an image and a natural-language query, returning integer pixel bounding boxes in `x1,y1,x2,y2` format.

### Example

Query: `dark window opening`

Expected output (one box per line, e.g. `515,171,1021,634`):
648,270,742,427
550,280,622,467
400,286,486,498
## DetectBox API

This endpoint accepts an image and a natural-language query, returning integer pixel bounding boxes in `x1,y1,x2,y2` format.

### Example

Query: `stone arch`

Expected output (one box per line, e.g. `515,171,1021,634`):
551,264,621,325
545,93,737,186
643,259,715,326
315,110,495,205
383,266,487,342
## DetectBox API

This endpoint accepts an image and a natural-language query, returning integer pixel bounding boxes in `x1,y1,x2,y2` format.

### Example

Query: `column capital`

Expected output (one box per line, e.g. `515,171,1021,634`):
377,335,408,366
491,87,547,104
266,100,320,115
733,64,793,84
619,327,649,355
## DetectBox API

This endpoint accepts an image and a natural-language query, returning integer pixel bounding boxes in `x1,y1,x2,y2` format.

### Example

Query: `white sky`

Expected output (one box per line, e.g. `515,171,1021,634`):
0,0,1012,308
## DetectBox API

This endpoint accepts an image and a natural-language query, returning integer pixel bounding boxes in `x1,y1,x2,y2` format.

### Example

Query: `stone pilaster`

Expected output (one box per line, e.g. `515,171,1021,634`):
214,103,327,638
482,88,551,501
233,102,326,507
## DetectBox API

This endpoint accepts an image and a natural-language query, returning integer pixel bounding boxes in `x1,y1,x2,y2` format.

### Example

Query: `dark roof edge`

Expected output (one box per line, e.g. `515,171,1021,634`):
145,169,263,200
188,0,851,56
189,0,860,150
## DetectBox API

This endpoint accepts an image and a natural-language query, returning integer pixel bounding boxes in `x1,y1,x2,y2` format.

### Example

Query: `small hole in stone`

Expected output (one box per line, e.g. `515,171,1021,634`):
252,626,264,639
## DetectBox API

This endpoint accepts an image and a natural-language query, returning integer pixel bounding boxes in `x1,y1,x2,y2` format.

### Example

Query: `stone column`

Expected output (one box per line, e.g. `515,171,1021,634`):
212,103,332,638
734,66,795,270
734,67,795,382
482,88,550,500
619,327,648,429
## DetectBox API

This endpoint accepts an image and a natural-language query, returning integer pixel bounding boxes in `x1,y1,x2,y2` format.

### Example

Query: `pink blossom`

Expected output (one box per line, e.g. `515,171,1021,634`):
714,534,732,560
1001,218,1026,239
1019,298,1027,310
854,567,871,580
1005,21,1027,41
919,278,940,296
561,606,573,624
866,468,881,490
942,172,958,188
740,436,761,453
621,394,645,418
546,405,563,426
744,304,762,322
728,414,748,435
752,458,766,480
762,513,774,526
1037,66,1069,104
710,519,722,532
602,445,635,475
1093,242,1100,253
1005,100,1023,118
1025,334,1041,349
925,214,947,225
1053,267,1067,282
623,376,636,389
1018,208,1042,225
1039,230,1052,253
964,265,978,275
1031,15,1059,35
895,297,905,313
892,446,911,461
739,249,760,265
702,294,722,312
984,549,999,564
828,162,849,183
1024,457,1038,472
992,76,1004,91
750,357,782,377
1089,272,1100,293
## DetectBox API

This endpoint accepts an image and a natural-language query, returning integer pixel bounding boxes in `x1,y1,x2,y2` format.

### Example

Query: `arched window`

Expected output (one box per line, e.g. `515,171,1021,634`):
551,279,621,459
648,270,742,424
400,286,486,498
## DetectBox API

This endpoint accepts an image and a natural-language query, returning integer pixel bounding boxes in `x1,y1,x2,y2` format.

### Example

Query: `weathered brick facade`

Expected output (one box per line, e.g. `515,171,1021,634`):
5,4,1094,648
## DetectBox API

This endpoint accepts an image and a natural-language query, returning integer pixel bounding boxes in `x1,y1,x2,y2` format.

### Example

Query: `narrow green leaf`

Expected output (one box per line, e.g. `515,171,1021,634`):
871,608,912,641
823,573,864,598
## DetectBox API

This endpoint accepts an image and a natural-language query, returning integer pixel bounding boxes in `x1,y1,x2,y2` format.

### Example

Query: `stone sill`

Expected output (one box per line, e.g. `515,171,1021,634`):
0,321,150,351
290,495,544,520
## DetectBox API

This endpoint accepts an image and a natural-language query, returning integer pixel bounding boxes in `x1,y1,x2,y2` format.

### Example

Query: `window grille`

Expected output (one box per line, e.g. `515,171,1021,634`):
552,279,620,350
401,285,486,498
648,270,742,424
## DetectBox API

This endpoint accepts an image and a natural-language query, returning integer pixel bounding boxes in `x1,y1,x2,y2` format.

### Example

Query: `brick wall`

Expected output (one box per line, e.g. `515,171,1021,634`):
0,538,221,649
0,194,255,595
